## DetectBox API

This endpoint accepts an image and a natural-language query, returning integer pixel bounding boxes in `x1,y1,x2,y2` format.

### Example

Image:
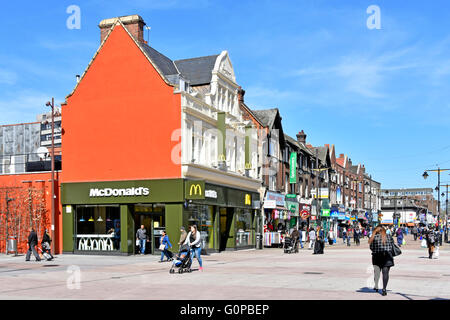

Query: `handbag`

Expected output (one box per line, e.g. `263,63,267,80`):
391,243,402,257
158,244,166,251
136,239,140,246
421,239,427,248
434,246,440,258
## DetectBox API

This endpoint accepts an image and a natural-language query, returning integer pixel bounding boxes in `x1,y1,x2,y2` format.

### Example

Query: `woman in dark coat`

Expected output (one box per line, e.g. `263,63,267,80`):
41,229,54,260
369,226,395,296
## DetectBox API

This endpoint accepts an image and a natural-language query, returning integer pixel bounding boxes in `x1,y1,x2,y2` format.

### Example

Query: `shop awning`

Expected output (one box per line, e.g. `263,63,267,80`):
406,223,415,227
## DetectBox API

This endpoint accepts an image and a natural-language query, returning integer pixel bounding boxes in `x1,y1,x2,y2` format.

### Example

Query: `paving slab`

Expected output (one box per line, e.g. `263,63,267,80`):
0,235,449,300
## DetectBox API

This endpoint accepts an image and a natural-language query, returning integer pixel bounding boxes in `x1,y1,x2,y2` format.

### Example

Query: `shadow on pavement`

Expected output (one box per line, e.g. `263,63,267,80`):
356,287,377,294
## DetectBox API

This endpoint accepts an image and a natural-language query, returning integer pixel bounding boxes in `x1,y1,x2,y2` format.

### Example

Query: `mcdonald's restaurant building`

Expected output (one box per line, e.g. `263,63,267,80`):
61,179,260,255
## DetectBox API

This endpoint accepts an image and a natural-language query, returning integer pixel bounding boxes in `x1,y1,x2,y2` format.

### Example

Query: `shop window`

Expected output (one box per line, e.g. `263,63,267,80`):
184,204,214,250
75,205,120,252
236,208,253,247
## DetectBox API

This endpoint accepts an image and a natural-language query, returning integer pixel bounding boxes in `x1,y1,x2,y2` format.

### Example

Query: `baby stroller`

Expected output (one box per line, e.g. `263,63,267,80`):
283,237,298,254
169,244,192,274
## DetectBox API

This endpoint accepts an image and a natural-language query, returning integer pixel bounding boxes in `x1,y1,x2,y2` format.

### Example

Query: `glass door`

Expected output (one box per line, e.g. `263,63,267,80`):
135,204,165,255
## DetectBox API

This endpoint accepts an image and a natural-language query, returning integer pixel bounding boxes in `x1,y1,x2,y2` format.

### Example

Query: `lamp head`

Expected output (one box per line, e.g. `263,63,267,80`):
422,171,429,179
45,101,51,107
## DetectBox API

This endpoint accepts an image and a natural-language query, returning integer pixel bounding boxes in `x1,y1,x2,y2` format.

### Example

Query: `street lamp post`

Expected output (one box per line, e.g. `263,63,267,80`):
45,98,55,256
440,183,449,243
423,168,450,229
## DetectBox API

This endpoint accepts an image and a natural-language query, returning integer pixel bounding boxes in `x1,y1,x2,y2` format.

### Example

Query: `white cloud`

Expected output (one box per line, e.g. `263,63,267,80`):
0,91,63,125
295,48,418,99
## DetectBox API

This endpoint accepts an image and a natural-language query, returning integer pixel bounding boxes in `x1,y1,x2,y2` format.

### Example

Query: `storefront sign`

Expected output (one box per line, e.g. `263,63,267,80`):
286,201,299,216
299,198,312,205
321,209,330,217
205,190,218,199
245,194,252,206
310,216,317,221
300,210,310,219
264,200,277,209
311,188,329,199
338,212,346,220
331,210,339,218
372,213,378,221
266,191,285,207
61,179,184,205
336,187,342,203
89,187,149,198
289,152,297,183
185,180,205,200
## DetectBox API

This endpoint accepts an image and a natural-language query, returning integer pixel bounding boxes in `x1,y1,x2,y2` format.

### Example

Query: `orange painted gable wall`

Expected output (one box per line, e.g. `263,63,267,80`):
62,24,181,183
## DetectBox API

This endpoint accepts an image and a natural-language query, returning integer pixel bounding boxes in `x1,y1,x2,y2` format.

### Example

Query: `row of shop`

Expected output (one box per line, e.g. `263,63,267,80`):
261,191,381,246
61,179,260,255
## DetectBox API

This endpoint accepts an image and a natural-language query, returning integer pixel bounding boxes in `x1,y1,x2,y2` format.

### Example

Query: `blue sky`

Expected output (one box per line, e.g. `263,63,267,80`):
1,0,449,193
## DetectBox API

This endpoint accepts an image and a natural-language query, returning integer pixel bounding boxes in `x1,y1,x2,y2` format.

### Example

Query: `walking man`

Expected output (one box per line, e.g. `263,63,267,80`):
412,225,418,241
136,225,148,255
354,227,361,246
178,226,188,246
25,228,41,262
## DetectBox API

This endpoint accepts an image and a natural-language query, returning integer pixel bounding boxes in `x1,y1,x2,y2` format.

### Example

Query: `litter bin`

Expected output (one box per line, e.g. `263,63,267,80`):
7,236,17,255
256,233,263,250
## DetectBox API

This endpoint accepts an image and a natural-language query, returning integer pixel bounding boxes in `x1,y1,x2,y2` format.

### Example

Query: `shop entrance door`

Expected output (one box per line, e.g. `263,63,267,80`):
219,207,234,252
134,214,152,254
134,204,166,255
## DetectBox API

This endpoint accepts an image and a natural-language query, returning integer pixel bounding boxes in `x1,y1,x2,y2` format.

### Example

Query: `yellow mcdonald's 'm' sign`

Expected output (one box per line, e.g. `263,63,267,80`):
245,162,252,170
245,194,251,205
218,154,226,161
190,184,202,196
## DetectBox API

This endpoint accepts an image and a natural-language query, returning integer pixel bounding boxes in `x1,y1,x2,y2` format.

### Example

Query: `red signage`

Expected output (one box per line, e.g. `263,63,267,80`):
300,210,310,219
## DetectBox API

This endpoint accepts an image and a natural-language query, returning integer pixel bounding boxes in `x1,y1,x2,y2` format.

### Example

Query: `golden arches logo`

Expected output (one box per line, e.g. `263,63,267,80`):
245,194,251,205
245,162,252,170
218,154,226,161
189,184,202,196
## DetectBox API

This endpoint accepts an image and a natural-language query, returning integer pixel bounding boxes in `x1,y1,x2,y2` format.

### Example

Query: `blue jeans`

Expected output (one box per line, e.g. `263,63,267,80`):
160,248,171,261
299,240,304,249
190,247,203,268
139,239,146,254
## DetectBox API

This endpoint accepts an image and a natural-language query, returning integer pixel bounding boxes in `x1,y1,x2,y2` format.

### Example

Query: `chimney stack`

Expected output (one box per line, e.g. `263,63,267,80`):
296,130,307,144
99,15,146,44
237,87,246,103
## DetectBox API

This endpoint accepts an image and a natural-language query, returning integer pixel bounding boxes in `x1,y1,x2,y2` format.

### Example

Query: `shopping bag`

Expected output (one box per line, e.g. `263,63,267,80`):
402,239,406,245
159,244,166,251
434,247,439,258
136,239,140,246
421,239,427,248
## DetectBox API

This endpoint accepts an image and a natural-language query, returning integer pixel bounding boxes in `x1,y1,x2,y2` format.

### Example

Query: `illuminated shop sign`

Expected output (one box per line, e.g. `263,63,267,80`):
89,187,150,198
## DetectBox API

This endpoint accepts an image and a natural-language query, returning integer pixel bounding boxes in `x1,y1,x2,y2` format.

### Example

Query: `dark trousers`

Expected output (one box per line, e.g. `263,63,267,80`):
428,245,435,259
413,234,417,241
26,244,41,261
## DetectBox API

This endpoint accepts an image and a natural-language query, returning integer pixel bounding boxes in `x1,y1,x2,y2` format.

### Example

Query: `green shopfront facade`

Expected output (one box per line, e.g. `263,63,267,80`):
61,179,259,255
